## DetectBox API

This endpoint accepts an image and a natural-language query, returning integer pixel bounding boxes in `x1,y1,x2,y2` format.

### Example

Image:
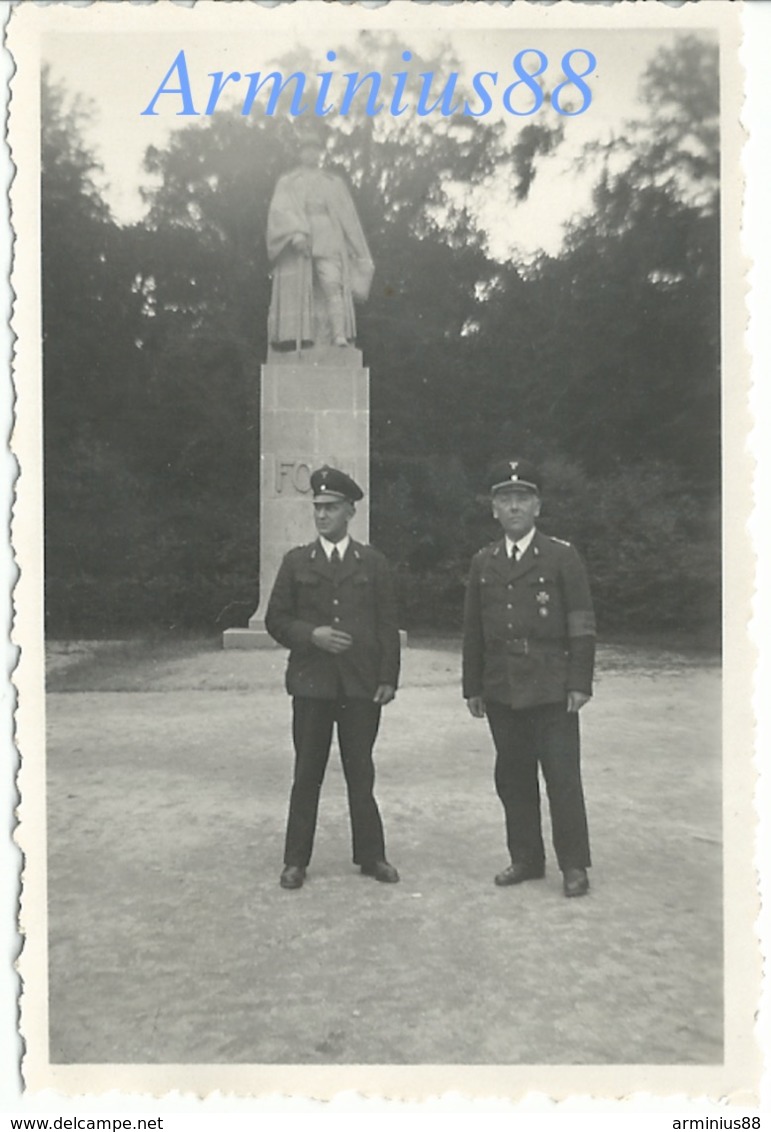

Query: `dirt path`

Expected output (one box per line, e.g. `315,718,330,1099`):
45,639,722,1065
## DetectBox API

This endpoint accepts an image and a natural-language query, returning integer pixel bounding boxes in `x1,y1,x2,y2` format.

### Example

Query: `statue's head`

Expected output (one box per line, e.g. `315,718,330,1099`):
293,118,328,167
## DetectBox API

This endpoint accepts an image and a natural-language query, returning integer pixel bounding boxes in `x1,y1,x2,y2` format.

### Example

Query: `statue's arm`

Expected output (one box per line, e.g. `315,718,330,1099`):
328,176,374,300
266,174,311,263
330,176,372,262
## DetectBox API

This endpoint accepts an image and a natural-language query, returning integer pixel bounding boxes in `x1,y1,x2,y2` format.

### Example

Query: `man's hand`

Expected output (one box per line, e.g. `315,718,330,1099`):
466,696,486,718
567,690,592,713
311,626,353,654
373,684,396,706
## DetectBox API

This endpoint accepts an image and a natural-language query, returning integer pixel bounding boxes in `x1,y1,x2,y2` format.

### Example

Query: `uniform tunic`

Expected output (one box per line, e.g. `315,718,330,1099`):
265,538,400,699
462,529,596,871
265,539,400,867
462,530,595,708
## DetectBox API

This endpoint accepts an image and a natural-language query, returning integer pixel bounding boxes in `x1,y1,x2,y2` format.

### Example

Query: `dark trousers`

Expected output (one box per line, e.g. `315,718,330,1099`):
485,700,591,872
284,696,386,868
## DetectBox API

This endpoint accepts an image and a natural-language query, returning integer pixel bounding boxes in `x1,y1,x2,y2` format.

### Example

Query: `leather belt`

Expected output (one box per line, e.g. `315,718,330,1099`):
506,638,567,656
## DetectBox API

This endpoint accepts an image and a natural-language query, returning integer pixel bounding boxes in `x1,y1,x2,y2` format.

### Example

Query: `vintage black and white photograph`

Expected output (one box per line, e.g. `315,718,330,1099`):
7,0,759,1101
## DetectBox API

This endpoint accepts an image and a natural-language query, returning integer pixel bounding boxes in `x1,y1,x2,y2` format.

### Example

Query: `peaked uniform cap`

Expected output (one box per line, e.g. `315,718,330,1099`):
310,465,364,503
487,458,541,495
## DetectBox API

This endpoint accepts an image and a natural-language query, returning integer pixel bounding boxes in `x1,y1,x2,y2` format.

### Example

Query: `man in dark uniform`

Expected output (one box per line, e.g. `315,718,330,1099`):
265,466,400,890
462,458,596,898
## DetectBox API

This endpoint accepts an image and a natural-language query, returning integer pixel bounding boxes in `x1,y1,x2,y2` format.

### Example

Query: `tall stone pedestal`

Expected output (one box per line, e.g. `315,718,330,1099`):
223,345,369,649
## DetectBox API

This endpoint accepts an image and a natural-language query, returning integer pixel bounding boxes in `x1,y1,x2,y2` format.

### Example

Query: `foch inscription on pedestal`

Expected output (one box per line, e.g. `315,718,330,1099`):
272,457,356,496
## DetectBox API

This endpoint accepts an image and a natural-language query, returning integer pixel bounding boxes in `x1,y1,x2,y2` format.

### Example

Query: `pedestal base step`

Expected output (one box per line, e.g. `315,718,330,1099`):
222,627,279,650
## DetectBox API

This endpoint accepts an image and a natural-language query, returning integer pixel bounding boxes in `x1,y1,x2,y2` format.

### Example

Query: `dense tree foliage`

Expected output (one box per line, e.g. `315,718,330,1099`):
42,68,152,633
41,35,721,640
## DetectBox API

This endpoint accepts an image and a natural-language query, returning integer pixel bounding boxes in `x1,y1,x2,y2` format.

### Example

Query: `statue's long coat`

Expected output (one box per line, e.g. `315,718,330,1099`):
266,166,374,346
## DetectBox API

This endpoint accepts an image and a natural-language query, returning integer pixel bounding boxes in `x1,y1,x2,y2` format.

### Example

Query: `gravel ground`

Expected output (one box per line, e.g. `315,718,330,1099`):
45,637,722,1065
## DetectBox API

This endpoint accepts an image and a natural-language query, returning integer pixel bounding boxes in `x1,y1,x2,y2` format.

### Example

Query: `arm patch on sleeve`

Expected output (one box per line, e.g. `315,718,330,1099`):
568,610,596,637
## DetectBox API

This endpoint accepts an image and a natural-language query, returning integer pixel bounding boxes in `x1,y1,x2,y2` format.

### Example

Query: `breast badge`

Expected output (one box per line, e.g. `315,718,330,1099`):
536,590,550,617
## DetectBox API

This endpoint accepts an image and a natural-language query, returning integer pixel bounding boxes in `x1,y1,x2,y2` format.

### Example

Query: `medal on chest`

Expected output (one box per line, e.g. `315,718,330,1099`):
536,588,550,618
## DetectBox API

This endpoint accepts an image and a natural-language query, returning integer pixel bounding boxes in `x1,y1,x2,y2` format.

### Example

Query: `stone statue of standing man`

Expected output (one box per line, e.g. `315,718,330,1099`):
266,120,375,351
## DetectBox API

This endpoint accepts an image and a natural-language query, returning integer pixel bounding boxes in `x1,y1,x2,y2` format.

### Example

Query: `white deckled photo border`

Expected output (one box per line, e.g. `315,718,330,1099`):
3,0,767,1109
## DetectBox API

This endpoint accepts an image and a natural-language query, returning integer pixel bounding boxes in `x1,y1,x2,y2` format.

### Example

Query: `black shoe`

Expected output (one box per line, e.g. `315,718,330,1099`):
494,861,545,886
280,865,306,890
563,867,589,897
360,860,400,884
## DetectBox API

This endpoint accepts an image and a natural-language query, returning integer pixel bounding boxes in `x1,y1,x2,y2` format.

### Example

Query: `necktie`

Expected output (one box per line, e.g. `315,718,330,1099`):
511,545,519,561
330,546,342,572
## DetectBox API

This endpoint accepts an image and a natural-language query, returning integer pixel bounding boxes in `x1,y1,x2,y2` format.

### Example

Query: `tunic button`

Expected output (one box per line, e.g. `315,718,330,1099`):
507,603,512,609
333,617,340,624
508,623,513,629
333,599,339,605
